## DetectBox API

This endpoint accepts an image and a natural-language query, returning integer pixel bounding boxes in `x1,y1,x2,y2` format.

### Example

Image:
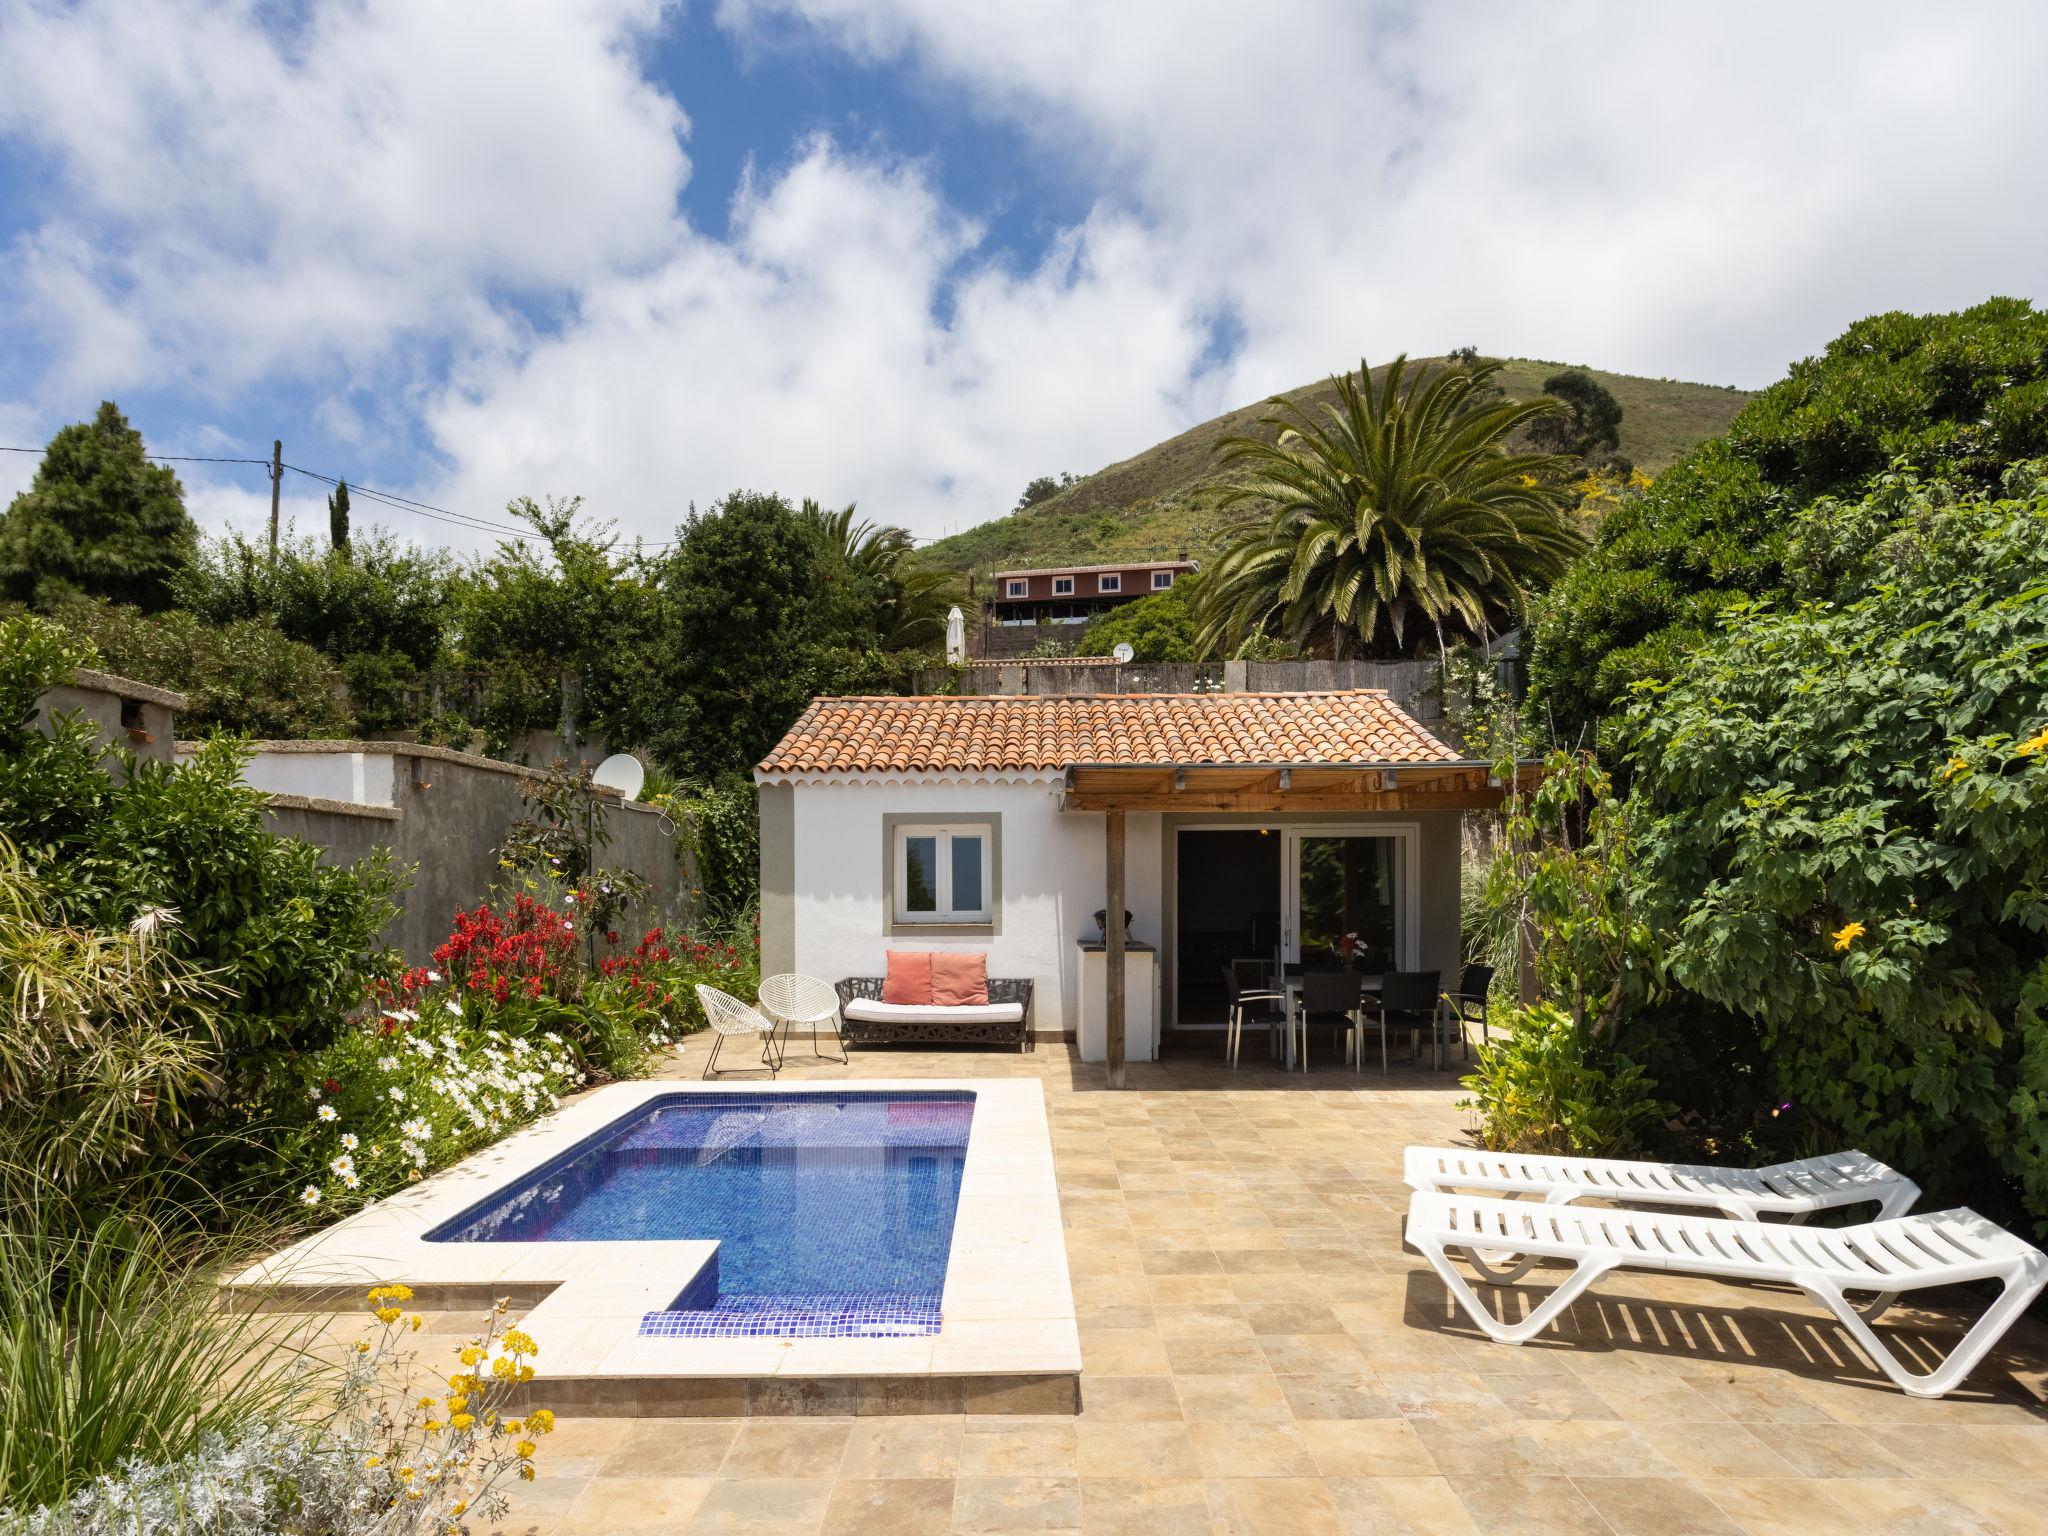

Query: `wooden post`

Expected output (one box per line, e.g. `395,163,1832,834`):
1105,809,1126,1089
267,439,282,560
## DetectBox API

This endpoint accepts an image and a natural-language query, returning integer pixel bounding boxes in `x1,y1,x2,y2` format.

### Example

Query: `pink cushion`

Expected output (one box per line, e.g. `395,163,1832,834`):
882,951,934,1005
931,952,989,1007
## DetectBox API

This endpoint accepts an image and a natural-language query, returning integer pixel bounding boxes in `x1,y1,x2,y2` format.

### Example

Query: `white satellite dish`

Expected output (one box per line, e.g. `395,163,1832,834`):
1112,642,1135,664
592,752,646,802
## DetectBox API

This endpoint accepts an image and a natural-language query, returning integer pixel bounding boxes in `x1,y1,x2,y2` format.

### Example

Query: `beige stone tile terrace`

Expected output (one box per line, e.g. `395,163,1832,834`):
484,1041,2048,1535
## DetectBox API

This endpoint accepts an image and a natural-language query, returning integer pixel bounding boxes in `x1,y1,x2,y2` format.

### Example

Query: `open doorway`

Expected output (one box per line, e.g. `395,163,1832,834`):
1173,829,1282,1026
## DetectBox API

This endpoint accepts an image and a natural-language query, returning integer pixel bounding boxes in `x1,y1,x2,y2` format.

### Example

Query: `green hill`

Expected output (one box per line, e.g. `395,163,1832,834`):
919,357,1751,575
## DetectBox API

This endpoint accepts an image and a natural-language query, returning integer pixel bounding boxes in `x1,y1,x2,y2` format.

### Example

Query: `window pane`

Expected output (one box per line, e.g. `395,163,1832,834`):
950,836,985,914
904,836,938,912
1297,835,1396,971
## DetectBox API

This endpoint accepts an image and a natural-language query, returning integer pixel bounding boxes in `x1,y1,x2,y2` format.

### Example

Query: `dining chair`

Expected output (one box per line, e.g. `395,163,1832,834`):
1295,969,1363,1072
1221,966,1286,1068
1355,969,1443,1072
1441,963,1494,1055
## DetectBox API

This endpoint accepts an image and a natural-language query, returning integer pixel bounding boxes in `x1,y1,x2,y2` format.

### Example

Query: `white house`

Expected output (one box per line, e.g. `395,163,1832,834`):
754,690,1514,1063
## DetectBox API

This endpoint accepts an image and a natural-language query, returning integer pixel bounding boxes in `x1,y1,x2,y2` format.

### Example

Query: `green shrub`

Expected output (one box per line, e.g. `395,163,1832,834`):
39,596,354,738
1531,299,2048,742
1459,1002,1667,1156
1622,466,2048,1231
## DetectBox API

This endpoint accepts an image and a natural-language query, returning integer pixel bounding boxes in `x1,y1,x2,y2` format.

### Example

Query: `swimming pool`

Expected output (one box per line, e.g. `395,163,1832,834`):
428,1090,974,1338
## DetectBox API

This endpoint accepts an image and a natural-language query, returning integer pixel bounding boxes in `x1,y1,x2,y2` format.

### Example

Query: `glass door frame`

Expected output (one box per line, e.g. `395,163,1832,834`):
1281,824,1421,972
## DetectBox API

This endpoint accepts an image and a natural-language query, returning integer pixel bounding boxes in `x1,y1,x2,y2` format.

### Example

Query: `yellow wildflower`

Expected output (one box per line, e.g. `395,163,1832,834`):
424,1420,446,1433
1940,755,1969,781
398,1468,415,1482
518,1363,535,1383
2020,726,2048,757
519,1464,536,1482
375,1306,402,1325
445,1393,469,1413
353,1339,373,1354
490,1357,513,1379
517,1438,537,1458
450,1412,475,1431
417,1395,436,1411
406,1489,423,1501
1832,921,1866,951
451,1502,469,1517
502,1419,522,1435
408,1314,423,1331
501,1328,538,1356
526,1409,555,1433
367,1283,414,1302
363,1455,383,1469
458,1345,484,1367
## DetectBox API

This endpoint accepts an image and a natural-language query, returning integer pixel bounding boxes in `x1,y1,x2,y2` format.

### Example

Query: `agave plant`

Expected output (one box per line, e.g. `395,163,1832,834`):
1193,356,1584,660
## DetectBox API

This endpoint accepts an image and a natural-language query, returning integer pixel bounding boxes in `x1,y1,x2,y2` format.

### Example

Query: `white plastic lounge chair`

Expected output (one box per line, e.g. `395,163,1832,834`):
1406,1146,1923,1310
759,972,848,1063
1406,1191,2048,1398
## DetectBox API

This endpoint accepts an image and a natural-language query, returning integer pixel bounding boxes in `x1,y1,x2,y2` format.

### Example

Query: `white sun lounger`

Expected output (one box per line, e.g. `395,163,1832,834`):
1406,1191,2048,1398
1405,1145,1921,1224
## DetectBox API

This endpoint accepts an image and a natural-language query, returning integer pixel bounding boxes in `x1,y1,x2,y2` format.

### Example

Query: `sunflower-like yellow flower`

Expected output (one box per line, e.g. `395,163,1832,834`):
1940,755,1970,781
2019,726,2048,757
1832,921,1866,951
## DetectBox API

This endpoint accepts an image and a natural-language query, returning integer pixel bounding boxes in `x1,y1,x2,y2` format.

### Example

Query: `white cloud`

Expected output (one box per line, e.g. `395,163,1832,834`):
3,0,2045,545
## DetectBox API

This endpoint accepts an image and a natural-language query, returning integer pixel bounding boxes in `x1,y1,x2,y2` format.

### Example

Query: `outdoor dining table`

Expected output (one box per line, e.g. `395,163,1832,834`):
1278,971,1381,1072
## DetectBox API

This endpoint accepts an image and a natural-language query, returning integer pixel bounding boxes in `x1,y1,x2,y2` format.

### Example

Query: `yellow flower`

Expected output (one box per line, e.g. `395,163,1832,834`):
363,1455,383,1469
517,1439,537,1458
368,1283,414,1303
1940,755,1969,781
526,1409,555,1433
502,1419,522,1435
451,1502,469,1517
424,1420,446,1433
450,1412,475,1431
445,1393,469,1413
2019,726,2048,757
408,1314,423,1331
458,1345,484,1367
518,1363,535,1383
416,1395,436,1411
398,1468,415,1481
519,1464,536,1482
501,1328,538,1356
353,1339,373,1354
1832,921,1866,951
375,1306,402,1325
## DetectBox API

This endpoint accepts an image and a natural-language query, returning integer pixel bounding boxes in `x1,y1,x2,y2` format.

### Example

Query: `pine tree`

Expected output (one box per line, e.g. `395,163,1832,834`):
0,402,197,611
328,480,352,555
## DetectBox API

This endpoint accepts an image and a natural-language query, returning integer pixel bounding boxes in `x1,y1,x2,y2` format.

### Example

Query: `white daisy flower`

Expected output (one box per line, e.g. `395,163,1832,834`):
444,998,462,1017
377,1055,398,1072
317,1104,338,1123
329,1155,355,1178
342,1172,361,1189
388,1087,406,1104
426,969,441,982
300,1186,321,1206
340,1133,359,1150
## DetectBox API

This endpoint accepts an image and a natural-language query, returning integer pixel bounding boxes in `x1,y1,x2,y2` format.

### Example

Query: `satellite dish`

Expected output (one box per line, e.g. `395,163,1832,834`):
1111,642,1135,664
591,752,646,802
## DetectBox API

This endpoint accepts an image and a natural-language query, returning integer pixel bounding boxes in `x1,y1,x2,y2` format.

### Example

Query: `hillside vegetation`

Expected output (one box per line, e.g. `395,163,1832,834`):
919,357,1750,575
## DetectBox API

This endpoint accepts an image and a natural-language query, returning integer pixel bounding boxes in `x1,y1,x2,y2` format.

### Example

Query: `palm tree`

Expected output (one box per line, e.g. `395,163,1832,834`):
1193,356,1584,662
799,500,963,652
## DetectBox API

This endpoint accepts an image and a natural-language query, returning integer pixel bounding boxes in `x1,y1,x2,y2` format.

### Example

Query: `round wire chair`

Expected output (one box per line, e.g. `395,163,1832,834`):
758,973,848,1064
694,983,780,1079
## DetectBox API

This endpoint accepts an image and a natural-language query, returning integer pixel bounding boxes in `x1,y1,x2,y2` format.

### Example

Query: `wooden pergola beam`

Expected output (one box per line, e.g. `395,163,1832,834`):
1064,788,1508,813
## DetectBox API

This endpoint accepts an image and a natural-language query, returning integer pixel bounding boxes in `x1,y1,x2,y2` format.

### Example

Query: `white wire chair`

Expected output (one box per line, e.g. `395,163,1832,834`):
758,972,848,1064
694,983,781,1079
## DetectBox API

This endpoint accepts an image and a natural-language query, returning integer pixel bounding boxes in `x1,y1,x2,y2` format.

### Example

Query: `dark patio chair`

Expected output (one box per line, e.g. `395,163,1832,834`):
1295,969,1363,1071
1221,966,1286,1068
1357,969,1443,1072
1442,963,1494,1056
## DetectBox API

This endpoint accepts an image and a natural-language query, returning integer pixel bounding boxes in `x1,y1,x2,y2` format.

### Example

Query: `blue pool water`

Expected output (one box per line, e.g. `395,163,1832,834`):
427,1091,974,1338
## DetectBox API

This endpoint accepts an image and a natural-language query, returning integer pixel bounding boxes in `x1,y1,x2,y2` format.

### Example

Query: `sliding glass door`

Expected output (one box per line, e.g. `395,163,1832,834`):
1282,828,1415,973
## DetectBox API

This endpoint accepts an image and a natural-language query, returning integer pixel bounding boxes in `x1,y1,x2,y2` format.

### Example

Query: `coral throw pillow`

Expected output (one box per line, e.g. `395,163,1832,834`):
931,951,990,1007
882,950,935,1004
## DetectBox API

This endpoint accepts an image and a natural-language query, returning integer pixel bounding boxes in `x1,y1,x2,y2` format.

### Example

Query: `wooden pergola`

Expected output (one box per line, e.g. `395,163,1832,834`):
1061,757,1540,1087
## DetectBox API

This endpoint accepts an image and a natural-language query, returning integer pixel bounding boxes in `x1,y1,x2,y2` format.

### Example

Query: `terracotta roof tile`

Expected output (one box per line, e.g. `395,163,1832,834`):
756,691,1463,776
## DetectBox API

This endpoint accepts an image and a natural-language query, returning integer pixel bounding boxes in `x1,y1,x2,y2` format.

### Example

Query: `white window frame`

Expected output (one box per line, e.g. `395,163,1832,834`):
1005,579,1027,598
1151,570,1175,590
1098,573,1121,593
1051,576,1076,595
893,822,994,925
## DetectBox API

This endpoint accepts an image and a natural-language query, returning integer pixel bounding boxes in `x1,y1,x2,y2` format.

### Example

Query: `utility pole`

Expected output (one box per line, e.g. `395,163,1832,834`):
268,439,283,559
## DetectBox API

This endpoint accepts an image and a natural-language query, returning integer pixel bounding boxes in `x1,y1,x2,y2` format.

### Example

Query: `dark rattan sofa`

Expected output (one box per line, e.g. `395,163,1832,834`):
834,976,1035,1051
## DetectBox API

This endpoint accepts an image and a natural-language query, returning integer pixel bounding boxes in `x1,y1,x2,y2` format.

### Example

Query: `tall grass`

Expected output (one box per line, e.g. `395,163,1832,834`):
0,1184,318,1513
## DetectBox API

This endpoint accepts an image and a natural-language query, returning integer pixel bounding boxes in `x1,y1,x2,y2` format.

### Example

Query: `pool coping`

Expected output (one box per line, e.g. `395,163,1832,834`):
227,1079,1079,1413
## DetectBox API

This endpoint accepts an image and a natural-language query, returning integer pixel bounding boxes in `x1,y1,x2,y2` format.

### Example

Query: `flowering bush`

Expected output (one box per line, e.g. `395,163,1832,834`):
1,1285,551,1536
281,1009,583,1214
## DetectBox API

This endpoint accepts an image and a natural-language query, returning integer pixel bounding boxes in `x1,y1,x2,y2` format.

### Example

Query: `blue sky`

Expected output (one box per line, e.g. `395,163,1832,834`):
2,1,2044,551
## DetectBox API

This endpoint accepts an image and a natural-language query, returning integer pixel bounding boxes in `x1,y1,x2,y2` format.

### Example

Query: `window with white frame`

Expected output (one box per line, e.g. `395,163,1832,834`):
1005,578,1027,598
894,823,992,923
1151,570,1175,590
1098,573,1121,593
1051,576,1075,595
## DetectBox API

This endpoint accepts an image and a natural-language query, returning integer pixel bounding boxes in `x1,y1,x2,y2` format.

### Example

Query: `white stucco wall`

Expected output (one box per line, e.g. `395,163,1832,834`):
784,775,1163,1038
240,750,396,806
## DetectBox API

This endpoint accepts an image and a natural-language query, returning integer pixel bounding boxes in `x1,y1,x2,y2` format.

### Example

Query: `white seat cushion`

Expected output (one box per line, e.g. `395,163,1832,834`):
843,999,1025,1026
